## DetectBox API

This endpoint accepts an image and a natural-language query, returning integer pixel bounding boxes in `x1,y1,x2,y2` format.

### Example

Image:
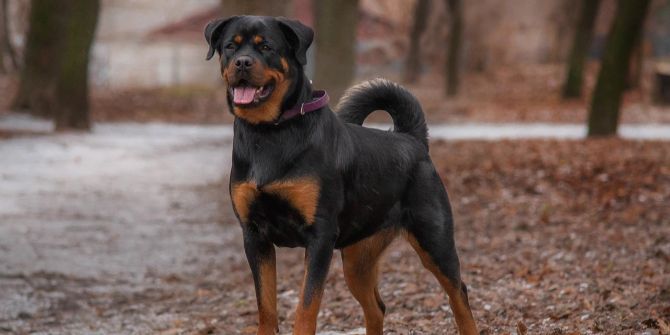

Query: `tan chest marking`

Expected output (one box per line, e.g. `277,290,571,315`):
231,177,320,225
231,181,259,223
264,178,320,225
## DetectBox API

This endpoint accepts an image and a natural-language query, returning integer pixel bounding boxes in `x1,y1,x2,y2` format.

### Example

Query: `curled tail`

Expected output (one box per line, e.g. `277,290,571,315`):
336,78,429,149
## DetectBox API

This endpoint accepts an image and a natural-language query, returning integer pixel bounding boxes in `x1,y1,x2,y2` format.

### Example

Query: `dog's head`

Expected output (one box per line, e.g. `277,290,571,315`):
205,16,313,124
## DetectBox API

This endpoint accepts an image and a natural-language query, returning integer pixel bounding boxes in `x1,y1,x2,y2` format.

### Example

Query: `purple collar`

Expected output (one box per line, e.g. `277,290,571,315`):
276,90,329,124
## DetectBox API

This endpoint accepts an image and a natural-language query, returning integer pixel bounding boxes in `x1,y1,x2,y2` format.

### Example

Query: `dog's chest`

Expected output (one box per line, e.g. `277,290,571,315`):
230,177,320,244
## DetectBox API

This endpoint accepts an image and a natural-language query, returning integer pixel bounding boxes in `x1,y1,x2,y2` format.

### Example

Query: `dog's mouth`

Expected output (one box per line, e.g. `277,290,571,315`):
230,80,275,106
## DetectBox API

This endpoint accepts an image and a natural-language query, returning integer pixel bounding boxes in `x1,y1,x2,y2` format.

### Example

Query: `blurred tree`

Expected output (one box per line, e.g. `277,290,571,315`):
11,0,61,115
314,0,359,103
220,0,291,16
563,0,601,99
12,0,99,130
588,0,650,137
52,0,100,131
0,0,18,73
445,0,462,96
549,0,581,63
626,31,643,90
403,0,430,83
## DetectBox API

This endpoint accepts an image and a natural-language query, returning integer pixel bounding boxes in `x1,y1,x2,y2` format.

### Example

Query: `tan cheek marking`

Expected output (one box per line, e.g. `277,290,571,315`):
280,57,289,73
233,68,289,124
222,67,229,83
264,177,320,225
231,181,258,223
222,54,238,83
234,35,242,44
254,35,263,44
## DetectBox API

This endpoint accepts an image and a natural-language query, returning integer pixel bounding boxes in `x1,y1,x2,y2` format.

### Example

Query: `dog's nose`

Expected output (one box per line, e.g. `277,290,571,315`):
234,56,254,70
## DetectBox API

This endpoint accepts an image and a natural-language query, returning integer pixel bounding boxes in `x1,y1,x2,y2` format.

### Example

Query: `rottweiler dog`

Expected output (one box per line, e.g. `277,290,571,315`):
204,15,478,335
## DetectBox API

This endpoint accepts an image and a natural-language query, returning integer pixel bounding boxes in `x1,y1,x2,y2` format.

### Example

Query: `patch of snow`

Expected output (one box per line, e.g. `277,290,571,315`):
365,122,670,140
0,113,53,132
0,118,233,278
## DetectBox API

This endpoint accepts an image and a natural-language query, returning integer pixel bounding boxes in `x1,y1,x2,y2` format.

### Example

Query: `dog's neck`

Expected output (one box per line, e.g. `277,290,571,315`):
281,71,314,114
232,71,331,185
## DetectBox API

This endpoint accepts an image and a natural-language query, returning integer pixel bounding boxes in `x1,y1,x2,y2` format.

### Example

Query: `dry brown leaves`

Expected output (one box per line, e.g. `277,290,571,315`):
428,139,670,334
174,139,669,334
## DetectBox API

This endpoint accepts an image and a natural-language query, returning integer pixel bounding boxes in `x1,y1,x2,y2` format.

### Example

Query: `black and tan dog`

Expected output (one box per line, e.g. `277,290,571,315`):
204,15,478,335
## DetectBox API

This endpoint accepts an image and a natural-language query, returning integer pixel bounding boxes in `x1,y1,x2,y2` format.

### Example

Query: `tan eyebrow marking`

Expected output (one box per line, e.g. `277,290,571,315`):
234,35,242,44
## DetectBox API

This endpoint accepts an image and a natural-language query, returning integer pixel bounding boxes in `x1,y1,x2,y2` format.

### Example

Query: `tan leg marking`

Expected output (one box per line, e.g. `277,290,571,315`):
257,254,278,335
293,251,330,335
406,235,478,335
342,229,397,335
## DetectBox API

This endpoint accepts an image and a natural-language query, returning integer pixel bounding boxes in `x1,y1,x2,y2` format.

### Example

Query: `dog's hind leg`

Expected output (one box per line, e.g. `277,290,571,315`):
341,228,397,335
402,161,478,335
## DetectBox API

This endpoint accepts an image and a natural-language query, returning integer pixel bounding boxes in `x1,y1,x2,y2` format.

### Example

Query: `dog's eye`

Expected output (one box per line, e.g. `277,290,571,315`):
225,43,235,50
261,44,272,52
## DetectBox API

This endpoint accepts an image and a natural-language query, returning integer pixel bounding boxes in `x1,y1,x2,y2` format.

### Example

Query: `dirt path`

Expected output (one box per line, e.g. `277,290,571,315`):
0,124,242,334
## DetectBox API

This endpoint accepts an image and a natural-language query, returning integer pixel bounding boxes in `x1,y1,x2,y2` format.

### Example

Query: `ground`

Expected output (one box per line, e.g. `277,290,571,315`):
0,121,668,334
0,62,669,334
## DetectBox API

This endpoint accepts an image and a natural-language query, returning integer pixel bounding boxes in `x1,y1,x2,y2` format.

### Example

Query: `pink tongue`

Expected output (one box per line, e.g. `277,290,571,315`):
233,87,257,104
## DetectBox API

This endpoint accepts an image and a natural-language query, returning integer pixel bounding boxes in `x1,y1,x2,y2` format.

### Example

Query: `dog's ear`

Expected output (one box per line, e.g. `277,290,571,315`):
204,16,238,60
276,17,313,66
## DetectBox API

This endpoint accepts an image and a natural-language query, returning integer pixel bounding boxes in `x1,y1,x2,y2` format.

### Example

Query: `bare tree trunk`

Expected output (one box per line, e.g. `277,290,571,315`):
0,0,17,73
563,0,601,99
588,0,651,137
445,0,462,96
220,0,291,17
403,0,430,83
11,0,62,116
12,0,99,130
0,0,5,74
53,0,100,131
626,29,643,90
314,0,359,103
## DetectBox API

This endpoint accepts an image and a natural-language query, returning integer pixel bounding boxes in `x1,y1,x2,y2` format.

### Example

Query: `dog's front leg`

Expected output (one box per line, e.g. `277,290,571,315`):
243,228,278,335
293,229,336,335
